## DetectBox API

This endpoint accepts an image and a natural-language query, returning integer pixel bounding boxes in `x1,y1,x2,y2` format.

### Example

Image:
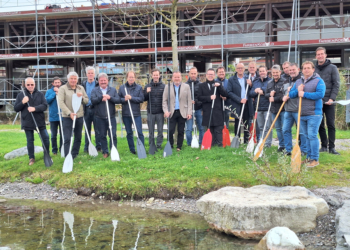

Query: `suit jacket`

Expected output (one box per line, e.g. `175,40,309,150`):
198,80,228,127
162,82,192,119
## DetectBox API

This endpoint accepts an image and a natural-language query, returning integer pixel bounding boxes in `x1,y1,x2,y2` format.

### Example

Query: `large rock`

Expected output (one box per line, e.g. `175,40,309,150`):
196,185,329,240
4,146,43,160
255,227,305,250
335,200,350,250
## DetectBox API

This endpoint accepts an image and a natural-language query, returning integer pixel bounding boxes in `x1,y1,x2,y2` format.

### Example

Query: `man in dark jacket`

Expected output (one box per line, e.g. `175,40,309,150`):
45,76,62,155
144,68,165,150
247,61,260,140
91,73,121,158
282,63,307,156
215,66,230,129
185,67,204,146
315,47,340,155
266,65,286,151
198,68,228,147
118,71,145,154
227,63,253,143
249,66,272,147
14,77,50,165
82,66,101,152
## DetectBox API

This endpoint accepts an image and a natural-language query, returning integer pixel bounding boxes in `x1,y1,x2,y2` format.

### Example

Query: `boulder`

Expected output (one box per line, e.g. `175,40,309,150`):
4,146,43,160
255,227,305,250
335,200,350,250
196,185,329,240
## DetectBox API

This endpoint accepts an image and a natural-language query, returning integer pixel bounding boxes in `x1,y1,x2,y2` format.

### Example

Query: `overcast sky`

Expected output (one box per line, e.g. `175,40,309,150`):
0,0,92,11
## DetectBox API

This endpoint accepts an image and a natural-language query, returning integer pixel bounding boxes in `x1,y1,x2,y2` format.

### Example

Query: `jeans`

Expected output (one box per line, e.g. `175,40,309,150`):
299,115,323,161
319,104,336,149
257,111,272,147
84,107,101,151
62,117,84,158
271,111,285,148
25,129,50,159
95,116,117,154
50,121,62,154
283,111,307,153
123,116,144,153
147,113,164,148
186,109,204,145
169,110,186,149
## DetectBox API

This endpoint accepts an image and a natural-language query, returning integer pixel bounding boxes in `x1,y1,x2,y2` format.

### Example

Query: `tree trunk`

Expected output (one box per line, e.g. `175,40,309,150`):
170,2,179,72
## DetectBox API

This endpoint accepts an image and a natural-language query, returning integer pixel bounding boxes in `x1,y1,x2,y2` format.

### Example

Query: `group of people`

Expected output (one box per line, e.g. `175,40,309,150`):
15,47,340,168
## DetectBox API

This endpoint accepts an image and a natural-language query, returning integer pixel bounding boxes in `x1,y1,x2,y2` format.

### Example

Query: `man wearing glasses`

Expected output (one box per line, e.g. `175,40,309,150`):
14,77,50,166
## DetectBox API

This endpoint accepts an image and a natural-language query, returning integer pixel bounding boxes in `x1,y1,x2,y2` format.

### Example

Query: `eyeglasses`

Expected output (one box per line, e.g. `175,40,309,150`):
26,84,34,86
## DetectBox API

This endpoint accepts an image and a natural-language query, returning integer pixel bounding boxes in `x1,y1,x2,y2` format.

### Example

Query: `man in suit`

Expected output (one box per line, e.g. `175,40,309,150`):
227,63,253,144
198,68,228,147
162,71,192,151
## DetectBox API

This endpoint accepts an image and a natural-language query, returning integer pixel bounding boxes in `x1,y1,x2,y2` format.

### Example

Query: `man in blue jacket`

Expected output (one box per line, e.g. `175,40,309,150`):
289,61,325,168
249,66,272,147
45,77,62,155
118,71,145,154
91,73,121,158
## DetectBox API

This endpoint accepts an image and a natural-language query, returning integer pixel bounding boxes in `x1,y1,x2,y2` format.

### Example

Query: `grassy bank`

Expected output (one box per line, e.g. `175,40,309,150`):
1,125,350,199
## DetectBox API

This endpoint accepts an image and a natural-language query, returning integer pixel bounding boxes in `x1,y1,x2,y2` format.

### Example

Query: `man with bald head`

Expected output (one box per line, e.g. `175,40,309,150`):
227,63,253,143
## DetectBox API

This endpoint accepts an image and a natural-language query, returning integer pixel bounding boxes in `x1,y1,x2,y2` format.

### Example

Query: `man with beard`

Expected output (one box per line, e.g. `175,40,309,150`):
315,47,340,155
198,68,228,147
185,67,204,146
282,63,307,156
144,68,165,150
281,61,291,79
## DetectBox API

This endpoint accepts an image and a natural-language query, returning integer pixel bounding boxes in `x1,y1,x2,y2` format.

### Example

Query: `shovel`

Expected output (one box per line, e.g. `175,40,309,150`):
191,82,199,148
253,101,271,159
63,211,75,241
201,87,217,150
222,99,230,147
62,93,82,173
163,79,173,157
148,74,157,155
106,99,120,161
291,96,302,173
330,100,350,105
83,118,98,157
246,94,260,153
125,87,147,159
231,83,250,148
56,96,65,158
21,87,53,167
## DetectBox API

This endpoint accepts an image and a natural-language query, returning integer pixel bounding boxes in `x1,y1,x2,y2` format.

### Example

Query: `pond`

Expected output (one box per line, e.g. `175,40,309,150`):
0,199,257,249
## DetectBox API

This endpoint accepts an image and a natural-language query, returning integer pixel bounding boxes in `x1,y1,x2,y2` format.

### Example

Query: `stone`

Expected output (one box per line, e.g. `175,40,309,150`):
335,200,350,250
147,197,155,204
0,199,6,203
255,227,305,250
196,185,329,240
4,146,43,160
327,196,342,207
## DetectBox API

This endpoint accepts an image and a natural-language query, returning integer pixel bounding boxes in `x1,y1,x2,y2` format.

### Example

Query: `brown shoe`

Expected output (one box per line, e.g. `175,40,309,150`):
29,158,35,166
103,153,109,158
307,160,319,168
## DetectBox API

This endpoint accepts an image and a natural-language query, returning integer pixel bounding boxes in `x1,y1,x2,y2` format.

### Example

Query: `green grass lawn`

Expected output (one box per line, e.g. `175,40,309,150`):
0,124,349,199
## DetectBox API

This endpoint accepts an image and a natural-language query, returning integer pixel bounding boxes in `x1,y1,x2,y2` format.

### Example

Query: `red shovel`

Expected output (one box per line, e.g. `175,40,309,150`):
201,87,217,150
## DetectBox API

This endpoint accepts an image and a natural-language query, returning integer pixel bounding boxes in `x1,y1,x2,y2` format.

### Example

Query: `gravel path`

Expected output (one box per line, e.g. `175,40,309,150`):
1,182,350,249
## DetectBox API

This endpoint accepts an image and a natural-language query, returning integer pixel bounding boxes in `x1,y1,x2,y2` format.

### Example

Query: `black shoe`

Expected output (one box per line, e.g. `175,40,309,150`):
284,151,291,156
301,151,307,157
319,147,328,152
329,148,340,155
278,147,285,152
130,151,136,155
97,148,102,152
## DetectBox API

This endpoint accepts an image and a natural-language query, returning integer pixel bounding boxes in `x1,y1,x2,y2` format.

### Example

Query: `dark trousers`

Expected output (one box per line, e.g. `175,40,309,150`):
147,113,164,148
95,116,117,154
319,104,336,149
123,116,144,153
84,107,101,151
169,110,186,149
234,104,250,143
208,125,224,147
25,129,50,159
62,117,84,158
50,121,62,154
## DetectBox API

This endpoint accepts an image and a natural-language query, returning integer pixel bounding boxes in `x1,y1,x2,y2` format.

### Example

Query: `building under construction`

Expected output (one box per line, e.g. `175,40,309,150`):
1,0,350,104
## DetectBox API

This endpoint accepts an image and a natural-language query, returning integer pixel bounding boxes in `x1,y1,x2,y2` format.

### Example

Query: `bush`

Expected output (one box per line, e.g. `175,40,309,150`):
335,72,350,130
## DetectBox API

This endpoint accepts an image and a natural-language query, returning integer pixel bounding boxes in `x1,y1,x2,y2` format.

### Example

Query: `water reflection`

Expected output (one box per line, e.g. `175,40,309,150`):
0,199,257,249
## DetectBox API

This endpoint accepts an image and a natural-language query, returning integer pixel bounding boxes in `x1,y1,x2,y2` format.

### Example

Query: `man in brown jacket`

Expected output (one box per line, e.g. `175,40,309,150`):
163,71,192,151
